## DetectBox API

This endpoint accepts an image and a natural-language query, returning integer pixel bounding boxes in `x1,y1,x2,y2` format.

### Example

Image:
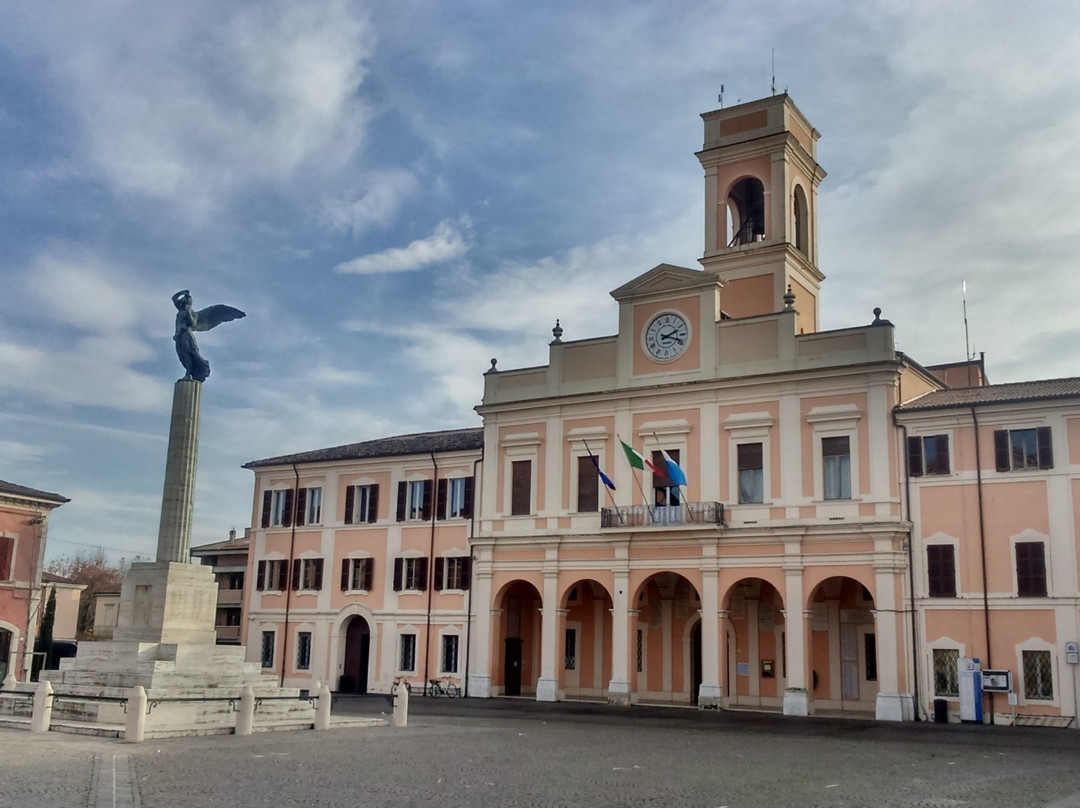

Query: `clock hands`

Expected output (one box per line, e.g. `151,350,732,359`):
657,327,686,346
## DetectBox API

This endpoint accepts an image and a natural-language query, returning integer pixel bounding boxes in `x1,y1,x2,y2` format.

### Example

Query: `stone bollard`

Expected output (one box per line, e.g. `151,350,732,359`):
30,680,53,733
314,684,332,731
235,685,255,736
124,686,147,744
392,682,409,728
1,670,17,691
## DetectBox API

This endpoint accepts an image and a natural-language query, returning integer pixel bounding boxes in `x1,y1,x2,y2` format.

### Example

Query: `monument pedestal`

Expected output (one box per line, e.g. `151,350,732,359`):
113,561,218,646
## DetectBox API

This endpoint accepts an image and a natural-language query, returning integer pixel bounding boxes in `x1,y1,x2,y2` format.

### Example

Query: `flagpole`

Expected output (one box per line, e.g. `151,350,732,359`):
583,439,622,524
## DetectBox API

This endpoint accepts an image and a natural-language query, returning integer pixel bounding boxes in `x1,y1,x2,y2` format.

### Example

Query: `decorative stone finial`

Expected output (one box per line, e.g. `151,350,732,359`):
486,358,499,374
783,284,796,311
871,307,892,326
551,319,563,343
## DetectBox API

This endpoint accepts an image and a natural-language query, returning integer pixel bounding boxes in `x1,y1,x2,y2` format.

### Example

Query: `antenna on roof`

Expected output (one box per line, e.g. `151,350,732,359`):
962,279,973,387
718,84,724,108
771,49,776,95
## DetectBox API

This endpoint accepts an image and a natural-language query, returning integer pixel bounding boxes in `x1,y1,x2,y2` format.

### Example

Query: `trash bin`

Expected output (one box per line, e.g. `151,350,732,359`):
933,698,948,723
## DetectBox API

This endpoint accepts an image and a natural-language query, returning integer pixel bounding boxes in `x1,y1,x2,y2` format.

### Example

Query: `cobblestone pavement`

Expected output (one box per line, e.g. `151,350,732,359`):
5,698,1080,808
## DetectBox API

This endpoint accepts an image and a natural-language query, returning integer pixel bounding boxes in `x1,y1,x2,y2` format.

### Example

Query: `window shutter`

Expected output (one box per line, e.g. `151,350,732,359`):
927,545,956,597
396,482,407,522
511,460,531,515
937,435,951,475
460,557,472,591
1037,426,1053,469
362,559,374,591
261,491,272,528
313,558,324,590
341,559,350,591
294,488,307,526
433,557,445,591
994,430,1010,472
462,476,474,519
256,559,266,591
344,486,355,524
907,436,924,477
368,484,380,523
290,558,301,590
417,557,429,591
437,479,448,520
421,480,433,521
393,558,403,591
282,489,294,527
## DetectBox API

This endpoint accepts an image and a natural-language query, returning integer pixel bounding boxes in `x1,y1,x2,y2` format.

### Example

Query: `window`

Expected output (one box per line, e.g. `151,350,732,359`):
933,648,959,697
927,545,957,597
908,435,950,476
215,607,241,627
393,557,428,592
564,628,577,670
438,477,474,520
256,559,288,591
822,436,851,500
296,487,322,526
0,536,13,581
651,450,681,506
291,558,324,591
1022,650,1053,700
636,629,644,673
344,484,379,524
511,460,532,515
1016,542,1047,597
340,557,374,591
222,572,244,590
434,556,472,591
864,633,877,682
577,455,599,512
396,480,433,522
441,635,459,674
737,443,764,504
995,427,1053,472
262,489,293,528
296,631,312,670
260,631,275,669
400,634,416,672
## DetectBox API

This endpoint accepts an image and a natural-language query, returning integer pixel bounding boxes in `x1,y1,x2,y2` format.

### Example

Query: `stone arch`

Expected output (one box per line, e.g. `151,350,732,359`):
721,577,786,709
630,571,701,704
560,578,613,700
806,575,878,713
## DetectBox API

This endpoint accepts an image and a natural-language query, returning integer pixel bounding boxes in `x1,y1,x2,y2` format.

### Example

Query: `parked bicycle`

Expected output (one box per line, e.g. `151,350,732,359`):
428,677,460,697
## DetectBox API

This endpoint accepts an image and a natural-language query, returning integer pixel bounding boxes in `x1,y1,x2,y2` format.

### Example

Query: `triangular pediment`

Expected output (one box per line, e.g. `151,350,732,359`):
610,263,722,302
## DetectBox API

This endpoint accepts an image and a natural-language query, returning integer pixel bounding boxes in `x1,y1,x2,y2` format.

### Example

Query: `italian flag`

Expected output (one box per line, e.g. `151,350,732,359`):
620,438,663,476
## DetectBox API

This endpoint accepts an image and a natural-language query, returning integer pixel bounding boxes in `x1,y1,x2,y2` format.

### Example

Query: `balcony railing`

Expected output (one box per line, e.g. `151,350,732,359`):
214,625,241,642
217,588,244,605
600,502,726,529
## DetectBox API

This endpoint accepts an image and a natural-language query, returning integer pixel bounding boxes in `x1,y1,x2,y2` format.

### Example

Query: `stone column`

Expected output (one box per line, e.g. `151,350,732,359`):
607,570,631,705
156,379,202,563
467,568,494,698
874,563,914,721
536,572,559,701
698,568,722,707
782,569,810,716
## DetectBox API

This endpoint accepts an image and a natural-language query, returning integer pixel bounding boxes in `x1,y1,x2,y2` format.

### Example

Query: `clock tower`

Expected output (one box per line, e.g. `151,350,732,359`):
696,94,826,334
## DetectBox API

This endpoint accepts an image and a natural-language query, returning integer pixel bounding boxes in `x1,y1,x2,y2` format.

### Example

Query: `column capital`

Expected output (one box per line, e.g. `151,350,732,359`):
802,609,815,620
717,609,730,620
555,608,569,617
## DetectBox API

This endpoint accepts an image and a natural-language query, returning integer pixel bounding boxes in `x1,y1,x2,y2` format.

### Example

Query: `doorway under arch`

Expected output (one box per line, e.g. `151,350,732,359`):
808,576,877,713
631,572,701,704
723,577,786,709
340,615,371,693
495,580,543,697
560,579,613,700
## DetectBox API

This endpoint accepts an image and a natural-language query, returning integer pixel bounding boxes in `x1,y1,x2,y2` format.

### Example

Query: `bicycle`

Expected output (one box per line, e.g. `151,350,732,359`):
428,677,460,697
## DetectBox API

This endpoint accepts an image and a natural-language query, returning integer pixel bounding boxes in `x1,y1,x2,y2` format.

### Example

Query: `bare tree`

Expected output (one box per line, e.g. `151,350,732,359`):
46,550,132,639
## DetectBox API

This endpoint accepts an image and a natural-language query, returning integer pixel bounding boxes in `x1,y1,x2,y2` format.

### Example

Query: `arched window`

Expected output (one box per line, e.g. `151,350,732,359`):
793,185,809,254
727,177,766,246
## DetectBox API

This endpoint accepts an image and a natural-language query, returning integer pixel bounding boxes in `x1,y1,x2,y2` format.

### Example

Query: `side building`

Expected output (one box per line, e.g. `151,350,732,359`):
190,529,251,645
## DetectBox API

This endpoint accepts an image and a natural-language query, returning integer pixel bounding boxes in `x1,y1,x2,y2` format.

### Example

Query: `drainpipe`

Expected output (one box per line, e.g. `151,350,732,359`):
423,451,439,696
464,447,484,698
895,418,922,720
970,406,994,721
280,464,300,688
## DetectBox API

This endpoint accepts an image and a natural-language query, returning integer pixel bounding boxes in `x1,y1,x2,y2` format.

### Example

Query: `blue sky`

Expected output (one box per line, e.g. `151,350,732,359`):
3,1,1079,563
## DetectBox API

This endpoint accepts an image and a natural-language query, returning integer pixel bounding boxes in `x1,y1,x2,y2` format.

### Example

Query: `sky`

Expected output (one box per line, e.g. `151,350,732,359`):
2,1,1080,564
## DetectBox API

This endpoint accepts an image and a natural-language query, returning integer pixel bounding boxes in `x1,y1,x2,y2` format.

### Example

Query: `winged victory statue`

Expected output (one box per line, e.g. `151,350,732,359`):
172,289,246,382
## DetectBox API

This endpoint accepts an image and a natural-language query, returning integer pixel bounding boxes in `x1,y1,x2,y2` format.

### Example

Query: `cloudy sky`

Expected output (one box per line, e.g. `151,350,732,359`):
2,1,1079,563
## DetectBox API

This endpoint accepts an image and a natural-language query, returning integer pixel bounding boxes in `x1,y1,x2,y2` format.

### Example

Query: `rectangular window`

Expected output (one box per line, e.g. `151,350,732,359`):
564,628,577,670
652,449,681,506
256,559,288,591
293,558,323,591
933,648,959,697
577,455,600,512
345,484,379,524
262,489,293,528
511,460,532,516
908,434,951,476
393,557,428,592
864,633,877,682
341,557,374,591
438,477,473,520
400,634,416,672
737,443,764,504
260,631,275,669
995,427,1053,472
927,545,957,597
296,486,322,526
0,536,13,581
822,436,851,500
636,629,644,673
296,631,312,671
1016,542,1048,597
436,556,471,591
1022,650,1054,700
441,635,459,674
395,480,432,522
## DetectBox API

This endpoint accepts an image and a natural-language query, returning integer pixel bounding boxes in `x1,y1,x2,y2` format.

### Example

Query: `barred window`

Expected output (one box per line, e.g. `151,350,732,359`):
400,634,416,672
564,628,577,670
260,631,275,669
441,635,459,674
296,631,312,671
636,629,644,673
933,648,959,697
1023,650,1054,700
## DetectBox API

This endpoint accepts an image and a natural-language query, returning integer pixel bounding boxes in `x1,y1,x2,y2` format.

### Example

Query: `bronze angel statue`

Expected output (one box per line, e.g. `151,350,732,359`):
172,289,246,382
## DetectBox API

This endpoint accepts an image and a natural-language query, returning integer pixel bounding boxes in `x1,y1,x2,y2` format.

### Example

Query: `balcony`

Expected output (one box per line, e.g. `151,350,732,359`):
217,588,244,605
600,502,726,529
214,625,241,643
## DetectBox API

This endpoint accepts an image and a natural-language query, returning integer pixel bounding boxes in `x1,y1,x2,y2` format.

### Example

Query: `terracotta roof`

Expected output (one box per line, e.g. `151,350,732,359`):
190,536,250,554
243,427,484,469
897,377,1080,412
0,479,69,505
42,571,84,587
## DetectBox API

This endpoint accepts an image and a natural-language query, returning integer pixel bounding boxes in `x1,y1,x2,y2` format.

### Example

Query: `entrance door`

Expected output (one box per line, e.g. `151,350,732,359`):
691,623,702,705
342,617,371,693
504,638,523,696
0,629,9,681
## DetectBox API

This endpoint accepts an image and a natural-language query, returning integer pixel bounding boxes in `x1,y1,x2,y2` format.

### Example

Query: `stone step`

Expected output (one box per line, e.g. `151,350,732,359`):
50,720,124,739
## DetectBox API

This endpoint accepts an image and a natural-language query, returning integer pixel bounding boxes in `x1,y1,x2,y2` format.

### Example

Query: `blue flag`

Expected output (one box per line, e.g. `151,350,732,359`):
589,453,616,491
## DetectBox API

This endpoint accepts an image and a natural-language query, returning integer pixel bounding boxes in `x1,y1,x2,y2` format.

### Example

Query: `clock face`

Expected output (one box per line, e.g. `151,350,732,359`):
644,312,690,361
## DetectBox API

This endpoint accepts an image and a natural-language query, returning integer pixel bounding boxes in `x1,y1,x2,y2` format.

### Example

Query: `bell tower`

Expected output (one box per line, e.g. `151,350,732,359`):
696,94,825,333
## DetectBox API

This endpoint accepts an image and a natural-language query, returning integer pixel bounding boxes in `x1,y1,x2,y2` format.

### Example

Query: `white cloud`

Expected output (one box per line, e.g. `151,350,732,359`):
322,170,419,236
334,217,472,275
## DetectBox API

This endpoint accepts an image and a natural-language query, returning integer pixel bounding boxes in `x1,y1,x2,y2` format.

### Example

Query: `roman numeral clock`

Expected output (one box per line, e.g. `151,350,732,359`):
643,311,690,361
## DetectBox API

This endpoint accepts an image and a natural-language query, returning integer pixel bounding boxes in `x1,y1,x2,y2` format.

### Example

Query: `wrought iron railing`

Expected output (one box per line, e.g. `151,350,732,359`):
600,502,725,529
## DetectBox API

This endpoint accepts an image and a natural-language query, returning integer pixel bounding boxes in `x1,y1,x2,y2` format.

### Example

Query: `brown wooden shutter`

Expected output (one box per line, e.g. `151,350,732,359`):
344,486,355,524
577,455,599,512
261,491,272,528
907,436,924,477
392,558,403,591
1037,426,1053,469
460,557,472,590
313,558,324,590
290,558,301,590
294,488,307,526
396,482,407,521
256,559,266,591
935,435,951,475
994,430,1010,472
282,489,294,527
420,481,433,521
436,479,448,520
511,460,531,515
368,484,380,523
362,559,374,591
417,557,429,591
462,477,474,519
433,557,445,591
1016,542,1047,596
927,545,956,597
341,558,350,591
